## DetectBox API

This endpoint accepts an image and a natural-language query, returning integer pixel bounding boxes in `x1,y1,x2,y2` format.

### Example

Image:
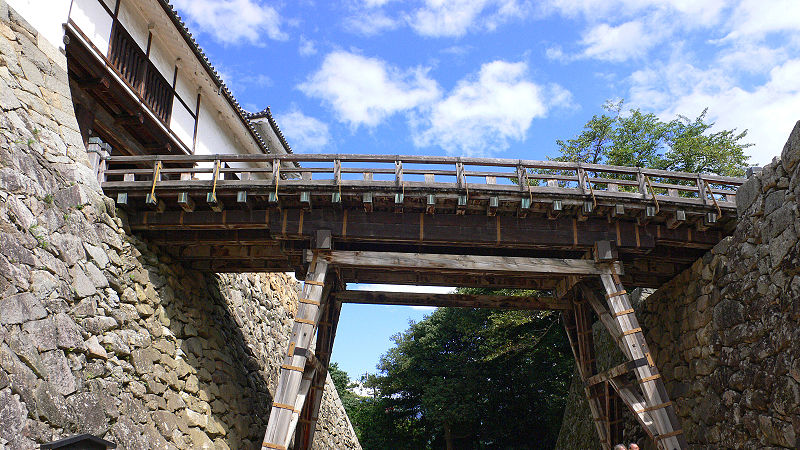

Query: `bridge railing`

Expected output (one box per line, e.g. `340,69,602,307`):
101,153,745,208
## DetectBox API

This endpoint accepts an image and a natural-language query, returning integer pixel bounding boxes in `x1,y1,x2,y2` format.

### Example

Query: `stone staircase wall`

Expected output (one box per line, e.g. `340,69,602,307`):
0,2,359,448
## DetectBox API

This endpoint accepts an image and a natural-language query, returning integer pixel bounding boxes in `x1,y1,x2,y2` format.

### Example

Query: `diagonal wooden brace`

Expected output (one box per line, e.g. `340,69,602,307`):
596,263,688,450
262,231,332,450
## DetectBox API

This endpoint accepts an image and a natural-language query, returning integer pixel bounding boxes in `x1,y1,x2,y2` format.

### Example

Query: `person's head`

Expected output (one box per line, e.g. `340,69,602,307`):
613,445,626,450
628,443,640,450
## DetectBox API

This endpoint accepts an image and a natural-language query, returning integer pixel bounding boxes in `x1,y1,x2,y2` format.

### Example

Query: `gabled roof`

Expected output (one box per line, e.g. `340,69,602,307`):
154,0,281,155
246,107,293,154
41,433,117,449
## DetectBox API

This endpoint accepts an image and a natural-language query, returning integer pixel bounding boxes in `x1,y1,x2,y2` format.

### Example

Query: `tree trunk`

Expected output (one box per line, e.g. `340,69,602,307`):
444,423,454,450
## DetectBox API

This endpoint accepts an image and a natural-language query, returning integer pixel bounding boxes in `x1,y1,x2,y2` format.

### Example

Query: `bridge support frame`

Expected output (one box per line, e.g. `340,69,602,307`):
562,242,687,450
262,231,335,450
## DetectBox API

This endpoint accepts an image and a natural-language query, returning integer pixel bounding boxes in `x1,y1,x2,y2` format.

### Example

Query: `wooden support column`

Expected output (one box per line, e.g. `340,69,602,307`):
562,300,614,450
294,294,343,449
593,242,688,450
262,231,332,450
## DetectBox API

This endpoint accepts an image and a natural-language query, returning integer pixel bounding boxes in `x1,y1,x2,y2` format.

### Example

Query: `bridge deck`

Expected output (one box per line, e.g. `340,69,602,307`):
101,153,743,290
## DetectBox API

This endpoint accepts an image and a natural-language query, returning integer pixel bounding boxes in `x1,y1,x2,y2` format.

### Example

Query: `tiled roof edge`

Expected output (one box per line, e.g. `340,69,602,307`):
155,0,270,154
245,106,293,154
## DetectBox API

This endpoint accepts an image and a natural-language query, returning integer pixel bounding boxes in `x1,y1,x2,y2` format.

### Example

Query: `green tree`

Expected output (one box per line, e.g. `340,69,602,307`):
362,302,573,449
555,100,751,176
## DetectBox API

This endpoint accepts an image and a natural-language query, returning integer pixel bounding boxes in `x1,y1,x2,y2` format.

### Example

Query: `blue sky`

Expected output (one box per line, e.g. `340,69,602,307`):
170,0,800,378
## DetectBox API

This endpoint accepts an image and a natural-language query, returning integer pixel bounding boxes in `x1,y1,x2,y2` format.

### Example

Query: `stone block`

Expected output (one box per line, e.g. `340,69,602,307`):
736,175,762,216
69,266,96,299
40,349,76,395
1,292,46,324
188,427,214,449
0,389,28,443
781,120,800,172
83,242,109,269
21,317,56,351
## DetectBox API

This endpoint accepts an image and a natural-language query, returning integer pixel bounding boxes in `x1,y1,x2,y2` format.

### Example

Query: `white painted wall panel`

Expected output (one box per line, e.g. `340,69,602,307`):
174,71,196,110
170,100,195,149
195,100,240,156
148,36,174,81
70,0,113,55
117,0,147,52
7,0,71,49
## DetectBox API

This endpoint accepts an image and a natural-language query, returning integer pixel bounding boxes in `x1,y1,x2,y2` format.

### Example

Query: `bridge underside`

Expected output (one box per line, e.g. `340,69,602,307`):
124,206,728,290
100,155,740,450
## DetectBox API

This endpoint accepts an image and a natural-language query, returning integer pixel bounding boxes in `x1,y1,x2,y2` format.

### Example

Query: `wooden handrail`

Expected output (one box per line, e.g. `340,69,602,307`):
102,153,745,184
103,154,744,204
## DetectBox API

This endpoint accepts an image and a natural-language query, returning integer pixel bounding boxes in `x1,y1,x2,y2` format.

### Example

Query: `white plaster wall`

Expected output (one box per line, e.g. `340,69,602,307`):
69,0,113,55
195,98,242,156
147,33,174,81
116,0,147,52
170,99,195,149
6,0,71,48
174,70,195,110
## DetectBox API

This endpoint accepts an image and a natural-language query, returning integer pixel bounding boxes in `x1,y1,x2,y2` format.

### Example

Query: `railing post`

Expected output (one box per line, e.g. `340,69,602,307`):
637,168,647,197
87,136,111,184
334,159,341,185
577,166,586,194
697,174,708,204
395,160,403,186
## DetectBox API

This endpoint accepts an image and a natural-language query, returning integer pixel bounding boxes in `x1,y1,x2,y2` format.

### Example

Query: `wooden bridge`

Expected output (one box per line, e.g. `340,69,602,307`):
100,153,745,450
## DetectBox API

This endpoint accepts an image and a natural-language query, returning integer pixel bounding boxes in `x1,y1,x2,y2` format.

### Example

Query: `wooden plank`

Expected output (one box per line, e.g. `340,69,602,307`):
295,297,343,449
332,291,571,310
562,302,613,450
262,232,333,450
334,268,560,290
314,250,623,276
597,267,688,450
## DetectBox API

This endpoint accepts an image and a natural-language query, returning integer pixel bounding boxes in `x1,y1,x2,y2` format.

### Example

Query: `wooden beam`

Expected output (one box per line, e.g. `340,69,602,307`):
332,291,571,310
124,209,726,250
334,268,560,290
313,250,623,276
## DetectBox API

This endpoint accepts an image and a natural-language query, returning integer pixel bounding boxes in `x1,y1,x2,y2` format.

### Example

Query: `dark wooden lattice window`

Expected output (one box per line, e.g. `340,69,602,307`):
108,23,173,124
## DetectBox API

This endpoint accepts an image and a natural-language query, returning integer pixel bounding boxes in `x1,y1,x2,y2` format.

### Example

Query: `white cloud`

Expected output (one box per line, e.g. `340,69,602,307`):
408,0,529,37
580,21,658,62
277,109,331,151
629,58,800,165
299,36,317,56
723,0,800,41
343,0,529,37
543,0,727,25
299,51,441,127
343,11,400,35
542,0,729,62
413,61,569,155
172,0,287,45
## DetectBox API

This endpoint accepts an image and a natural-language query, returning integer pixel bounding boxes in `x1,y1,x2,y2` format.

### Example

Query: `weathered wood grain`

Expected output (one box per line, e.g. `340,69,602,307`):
332,291,571,310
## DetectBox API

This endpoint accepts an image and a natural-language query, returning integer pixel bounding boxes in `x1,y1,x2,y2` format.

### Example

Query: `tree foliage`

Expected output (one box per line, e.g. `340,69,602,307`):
554,100,751,176
335,298,573,449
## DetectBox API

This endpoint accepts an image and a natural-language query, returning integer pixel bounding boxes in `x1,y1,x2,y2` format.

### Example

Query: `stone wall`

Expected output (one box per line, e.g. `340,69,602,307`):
0,2,360,448
557,123,800,449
